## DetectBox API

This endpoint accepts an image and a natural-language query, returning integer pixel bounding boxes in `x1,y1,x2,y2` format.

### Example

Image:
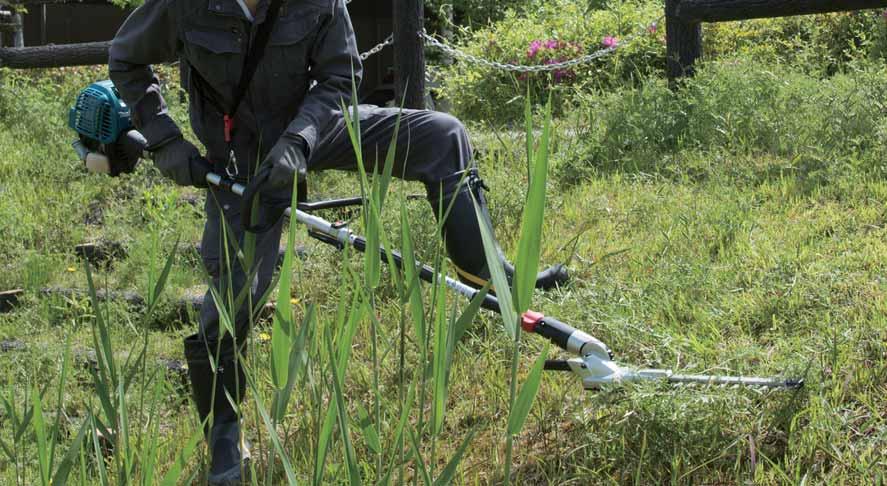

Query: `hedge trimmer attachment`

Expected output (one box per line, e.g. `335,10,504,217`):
69,81,804,392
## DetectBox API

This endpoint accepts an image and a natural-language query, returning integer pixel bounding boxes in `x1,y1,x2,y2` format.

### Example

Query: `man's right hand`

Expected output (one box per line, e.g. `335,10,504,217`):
153,136,211,188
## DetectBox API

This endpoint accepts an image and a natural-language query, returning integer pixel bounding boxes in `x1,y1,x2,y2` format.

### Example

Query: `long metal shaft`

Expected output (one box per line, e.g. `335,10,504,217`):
205,172,611,358
203,172,802,390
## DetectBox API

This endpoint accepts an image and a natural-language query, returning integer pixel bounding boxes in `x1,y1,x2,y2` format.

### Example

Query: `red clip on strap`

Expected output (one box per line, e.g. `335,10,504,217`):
223,114,234,143
521,310,544,333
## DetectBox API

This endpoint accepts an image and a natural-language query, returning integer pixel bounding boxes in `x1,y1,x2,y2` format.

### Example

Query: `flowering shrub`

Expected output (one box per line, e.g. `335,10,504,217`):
437,0,887,123
437,0,665,122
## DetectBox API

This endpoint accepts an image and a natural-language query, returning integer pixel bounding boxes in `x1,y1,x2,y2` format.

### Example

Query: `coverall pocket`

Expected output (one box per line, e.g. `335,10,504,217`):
268,14,320,76
183,27,244,95
262,14,321,109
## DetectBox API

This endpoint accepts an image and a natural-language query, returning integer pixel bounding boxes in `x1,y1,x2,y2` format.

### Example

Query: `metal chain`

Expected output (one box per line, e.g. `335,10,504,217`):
419,20,660,73
360,34,394,61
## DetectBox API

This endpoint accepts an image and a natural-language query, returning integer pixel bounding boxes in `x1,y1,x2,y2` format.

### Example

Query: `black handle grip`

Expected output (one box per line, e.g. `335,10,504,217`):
543,360,571,371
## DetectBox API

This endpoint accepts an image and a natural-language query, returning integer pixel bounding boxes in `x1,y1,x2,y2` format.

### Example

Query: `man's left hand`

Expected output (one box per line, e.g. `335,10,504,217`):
259,132,308,191
240,133,309,232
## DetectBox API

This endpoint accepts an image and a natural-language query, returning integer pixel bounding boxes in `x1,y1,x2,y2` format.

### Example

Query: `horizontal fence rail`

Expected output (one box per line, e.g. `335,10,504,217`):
666,0,887,79
0,40,109,67
676,0,887,22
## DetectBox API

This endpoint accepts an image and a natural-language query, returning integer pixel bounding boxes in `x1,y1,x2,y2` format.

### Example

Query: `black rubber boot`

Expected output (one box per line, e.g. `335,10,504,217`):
184,334,251,486
427,169,569,291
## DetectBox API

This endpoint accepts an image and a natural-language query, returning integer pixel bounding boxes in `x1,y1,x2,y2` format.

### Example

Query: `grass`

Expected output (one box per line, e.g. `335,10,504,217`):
1,56,887,484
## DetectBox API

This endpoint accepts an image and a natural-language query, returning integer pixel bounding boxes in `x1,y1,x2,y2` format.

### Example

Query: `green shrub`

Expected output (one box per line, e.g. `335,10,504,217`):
438,1,887,123
426,0,534,31
705,10,887,75
555,59,887,181
437,0,664,122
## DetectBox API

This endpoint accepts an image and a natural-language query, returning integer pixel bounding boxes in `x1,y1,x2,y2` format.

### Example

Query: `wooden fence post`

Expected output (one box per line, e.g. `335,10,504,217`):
393,0,426,109
666,0,702,81
11,12,23,47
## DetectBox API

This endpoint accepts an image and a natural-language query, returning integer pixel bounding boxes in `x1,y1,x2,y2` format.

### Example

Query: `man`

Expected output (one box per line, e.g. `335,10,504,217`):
109,0,566,483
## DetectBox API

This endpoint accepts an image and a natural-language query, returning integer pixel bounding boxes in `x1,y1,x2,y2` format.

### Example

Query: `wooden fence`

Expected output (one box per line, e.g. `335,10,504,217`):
5,1,887,100
0,0,426,108
666,0,887,79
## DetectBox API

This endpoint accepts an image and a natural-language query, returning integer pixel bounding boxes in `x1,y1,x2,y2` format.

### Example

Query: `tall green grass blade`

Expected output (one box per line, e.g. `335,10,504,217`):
433,426,478,486
524,85,534,174
48,335,72,472
377,105,402,209
336,298,364,374
355,403,382,454
140,378,162,486
341,84,381,290
431,266,449,436
144,237,179,316
248,363,302,486
472,197,517,336
272,304,313,421
84,261,117,392
382,384,415,479
452,284,489,348
400,203,426,351
89,416,110,486
0,434,13,464
32,388,49,486
50,412,91,486
512,96,552,315
271,178,302,392
86,367,115,440
117,380,132,480
407,426,433,486
158,421,204,486
325,333,362,486
313,404,337,486
506,343,549,435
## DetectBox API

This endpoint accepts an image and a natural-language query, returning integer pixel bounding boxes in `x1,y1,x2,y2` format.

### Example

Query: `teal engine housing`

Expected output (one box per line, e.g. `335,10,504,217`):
68,80,132,145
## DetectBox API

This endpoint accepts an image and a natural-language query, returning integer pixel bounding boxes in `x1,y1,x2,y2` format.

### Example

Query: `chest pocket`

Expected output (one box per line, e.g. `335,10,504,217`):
182,26,245,107
269,12,323,76
259,11,322,111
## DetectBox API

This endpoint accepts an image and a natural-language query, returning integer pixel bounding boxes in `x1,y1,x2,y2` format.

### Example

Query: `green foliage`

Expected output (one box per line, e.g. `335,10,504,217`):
705,9,887,74
438,1,887,123
556,59,887,180
426,0,532,31
438,0,664,122
5,26,887,482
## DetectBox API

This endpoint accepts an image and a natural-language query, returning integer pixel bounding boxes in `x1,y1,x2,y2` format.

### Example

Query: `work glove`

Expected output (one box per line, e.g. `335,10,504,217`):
103,130,146,176
240,133,309,233
152,136,212,188
260,132,309,190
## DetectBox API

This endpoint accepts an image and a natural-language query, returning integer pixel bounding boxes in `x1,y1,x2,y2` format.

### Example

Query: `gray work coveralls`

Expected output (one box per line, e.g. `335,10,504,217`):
108,0,472,355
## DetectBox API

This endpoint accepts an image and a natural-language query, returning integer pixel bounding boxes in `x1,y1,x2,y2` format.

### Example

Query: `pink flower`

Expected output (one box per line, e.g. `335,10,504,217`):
527,39,542,58
602,36,618,48
647,22,658,34
545,39,559,49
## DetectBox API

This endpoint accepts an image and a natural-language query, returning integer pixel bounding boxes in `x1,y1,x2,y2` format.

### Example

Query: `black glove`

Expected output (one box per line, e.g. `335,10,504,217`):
240,133,309,233
261,132,308,190
105,130,145,176
152,136,211,188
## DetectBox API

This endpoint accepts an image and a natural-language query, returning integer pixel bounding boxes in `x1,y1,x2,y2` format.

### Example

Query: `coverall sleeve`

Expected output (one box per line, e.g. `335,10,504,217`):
108,0,182,149
284,0,362,154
